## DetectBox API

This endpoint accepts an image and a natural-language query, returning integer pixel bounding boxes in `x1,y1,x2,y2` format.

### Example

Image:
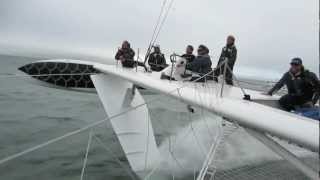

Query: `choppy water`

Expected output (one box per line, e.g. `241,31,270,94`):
0,55,318,180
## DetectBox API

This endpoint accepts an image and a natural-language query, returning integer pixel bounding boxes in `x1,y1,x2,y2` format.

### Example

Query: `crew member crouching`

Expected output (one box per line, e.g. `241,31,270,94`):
267,57,320,112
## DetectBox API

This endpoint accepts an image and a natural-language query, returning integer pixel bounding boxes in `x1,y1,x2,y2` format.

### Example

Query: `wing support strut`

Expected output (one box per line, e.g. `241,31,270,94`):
246,128,319,180
91,74,161,176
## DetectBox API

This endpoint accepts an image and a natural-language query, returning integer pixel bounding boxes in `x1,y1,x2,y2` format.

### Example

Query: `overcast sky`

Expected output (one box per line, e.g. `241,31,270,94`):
0,0,318,80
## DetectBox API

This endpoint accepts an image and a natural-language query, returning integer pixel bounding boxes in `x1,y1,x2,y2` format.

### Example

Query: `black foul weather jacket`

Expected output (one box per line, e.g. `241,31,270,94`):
217,45,237,69
181,54,196,64
268,70,320,103
148,52,167,71
115,48,135,61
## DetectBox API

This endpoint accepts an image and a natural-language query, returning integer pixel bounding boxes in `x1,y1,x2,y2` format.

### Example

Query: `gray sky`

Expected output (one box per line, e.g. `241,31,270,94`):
0,0,318,80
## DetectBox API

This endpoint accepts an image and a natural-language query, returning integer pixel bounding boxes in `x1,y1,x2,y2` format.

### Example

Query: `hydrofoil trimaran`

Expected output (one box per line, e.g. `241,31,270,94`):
17,58,319,179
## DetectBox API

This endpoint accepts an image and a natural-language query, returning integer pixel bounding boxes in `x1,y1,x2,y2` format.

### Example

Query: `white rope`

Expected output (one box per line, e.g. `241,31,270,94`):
93,135,138,180
0,118,106,166
191,84,211,157
196,123,224,180
80,130,93,180
195,82,215,138
143,160,162,180
168,136,185,170
189,116,207,158
144,132,179,180
178,87,208,158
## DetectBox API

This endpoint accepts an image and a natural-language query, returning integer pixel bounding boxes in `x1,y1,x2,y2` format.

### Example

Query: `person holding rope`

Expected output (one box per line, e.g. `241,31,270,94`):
148,45,168,72
213,35,238,85
115,40,135,68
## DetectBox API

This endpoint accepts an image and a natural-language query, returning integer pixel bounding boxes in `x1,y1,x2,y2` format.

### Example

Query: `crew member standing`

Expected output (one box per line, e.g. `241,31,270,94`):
213,35,237,85
115,40,135,68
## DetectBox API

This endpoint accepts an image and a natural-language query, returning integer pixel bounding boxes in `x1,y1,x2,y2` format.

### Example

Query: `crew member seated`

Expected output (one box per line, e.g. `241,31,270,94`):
186,45,212,82
267,58,320,112
115,40,135,68
148,45,168,72
181,45,195,64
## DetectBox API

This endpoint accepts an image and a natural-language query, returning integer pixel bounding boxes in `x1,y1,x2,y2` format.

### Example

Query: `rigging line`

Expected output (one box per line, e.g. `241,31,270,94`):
143,163,161,180
168,137,176,180
144,0,168,63
189,114,207,158
93,135,138,180
225,64,248,97
182,71,277,86
0,70,215,166
169,149,186,171
143,131,178,180
201,107,215,138
145,90,185,172
144,108,151,171
151,0,175,46
194,83,215,138
143,154,164,180
177,88,212,160
197,131,222,180
197,85,217,148
148,0,167,48
0,73,98,78
198,84,213,137
80,130,93,180
168,135,186,171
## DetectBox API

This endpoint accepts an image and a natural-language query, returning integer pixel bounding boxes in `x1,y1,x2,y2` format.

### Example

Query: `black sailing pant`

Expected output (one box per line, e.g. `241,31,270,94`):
213,63,234,85
279,94,312,111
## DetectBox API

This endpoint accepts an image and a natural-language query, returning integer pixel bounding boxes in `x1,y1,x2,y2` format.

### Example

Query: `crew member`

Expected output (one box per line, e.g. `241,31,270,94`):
267,58,320,111
181,45,195,64
115,40,135,68
213,35,237,85
186,45,212,82
148,45,167,71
